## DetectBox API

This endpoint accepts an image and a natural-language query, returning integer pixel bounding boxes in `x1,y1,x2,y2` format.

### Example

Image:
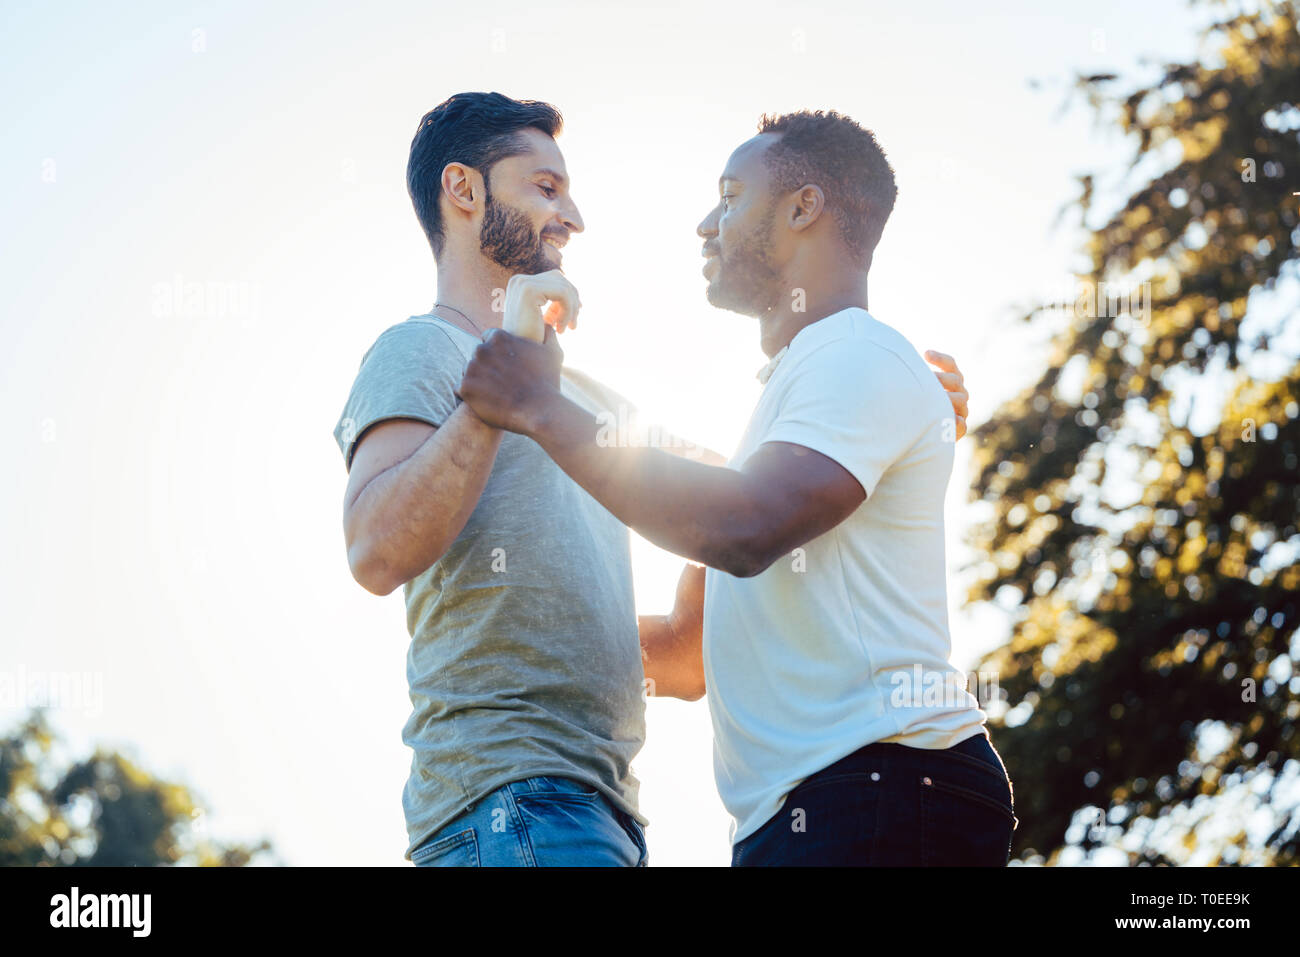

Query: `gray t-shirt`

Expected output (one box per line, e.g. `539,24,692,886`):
332,315,647,859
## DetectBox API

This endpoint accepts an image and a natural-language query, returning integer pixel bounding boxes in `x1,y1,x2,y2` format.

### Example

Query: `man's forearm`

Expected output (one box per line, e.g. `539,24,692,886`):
637,560,706,699
526,394,767,575
638,615,705,700
348,404,502,593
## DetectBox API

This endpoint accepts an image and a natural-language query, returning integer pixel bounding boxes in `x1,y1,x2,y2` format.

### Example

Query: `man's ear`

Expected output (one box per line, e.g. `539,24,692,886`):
788,184,825,233
441,162,483,216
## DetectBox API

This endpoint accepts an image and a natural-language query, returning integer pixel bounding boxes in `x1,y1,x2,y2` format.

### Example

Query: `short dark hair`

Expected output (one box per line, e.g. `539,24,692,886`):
407,92,564,257
756,110,897,264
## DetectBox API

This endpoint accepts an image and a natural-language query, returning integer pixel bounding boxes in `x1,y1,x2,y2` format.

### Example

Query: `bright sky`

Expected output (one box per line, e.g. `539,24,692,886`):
1,0,1209,865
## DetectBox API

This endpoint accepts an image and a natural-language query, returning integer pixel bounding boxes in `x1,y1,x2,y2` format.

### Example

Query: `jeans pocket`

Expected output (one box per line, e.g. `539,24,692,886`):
513,788,640,866
735,773,885,866
919,774,1016,867
411,827,480,867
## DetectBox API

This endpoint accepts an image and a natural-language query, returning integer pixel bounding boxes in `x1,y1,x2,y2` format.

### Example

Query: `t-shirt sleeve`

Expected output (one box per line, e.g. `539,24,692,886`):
559,365,640,420
757,339,932,499
332,321,469,471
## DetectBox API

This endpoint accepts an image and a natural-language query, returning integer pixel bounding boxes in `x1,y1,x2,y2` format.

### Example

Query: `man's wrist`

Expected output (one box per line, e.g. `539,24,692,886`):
521,388,571,443
459,399,498,432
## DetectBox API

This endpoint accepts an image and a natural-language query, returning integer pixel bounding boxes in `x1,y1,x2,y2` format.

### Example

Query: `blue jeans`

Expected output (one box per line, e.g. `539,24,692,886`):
410,775,648,867
732,733,1017,866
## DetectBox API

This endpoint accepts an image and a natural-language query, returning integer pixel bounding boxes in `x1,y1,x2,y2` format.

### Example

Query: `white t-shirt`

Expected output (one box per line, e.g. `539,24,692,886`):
702,307,988,845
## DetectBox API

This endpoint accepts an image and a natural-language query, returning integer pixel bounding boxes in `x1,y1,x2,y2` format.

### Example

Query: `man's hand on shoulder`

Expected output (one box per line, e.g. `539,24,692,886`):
925,350,969,440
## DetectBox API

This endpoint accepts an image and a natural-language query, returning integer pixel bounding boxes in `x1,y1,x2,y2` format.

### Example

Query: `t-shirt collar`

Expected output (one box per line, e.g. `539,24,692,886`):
755,347,788,384
754,307,864,384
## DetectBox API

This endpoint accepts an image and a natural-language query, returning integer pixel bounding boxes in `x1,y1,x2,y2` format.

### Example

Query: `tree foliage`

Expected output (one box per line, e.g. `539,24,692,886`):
970,1,1300,864
0,710,274,866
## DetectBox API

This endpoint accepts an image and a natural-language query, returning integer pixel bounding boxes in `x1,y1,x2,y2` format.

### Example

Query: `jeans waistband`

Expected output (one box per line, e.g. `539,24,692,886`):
820,733,1007,782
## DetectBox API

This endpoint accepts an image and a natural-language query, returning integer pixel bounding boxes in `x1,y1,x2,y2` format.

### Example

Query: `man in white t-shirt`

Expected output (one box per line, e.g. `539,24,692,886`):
458,109,1017,865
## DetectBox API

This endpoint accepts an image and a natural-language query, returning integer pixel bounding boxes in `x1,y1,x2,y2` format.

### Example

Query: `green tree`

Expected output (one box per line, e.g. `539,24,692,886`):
0,709,275,866
970,0,1300,864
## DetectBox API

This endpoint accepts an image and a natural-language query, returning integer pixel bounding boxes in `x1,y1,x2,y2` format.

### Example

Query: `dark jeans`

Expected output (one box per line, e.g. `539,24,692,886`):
732,733,1017,866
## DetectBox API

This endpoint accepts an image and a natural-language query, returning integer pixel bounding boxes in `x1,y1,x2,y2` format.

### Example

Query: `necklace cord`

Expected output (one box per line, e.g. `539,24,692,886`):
432,302,484,338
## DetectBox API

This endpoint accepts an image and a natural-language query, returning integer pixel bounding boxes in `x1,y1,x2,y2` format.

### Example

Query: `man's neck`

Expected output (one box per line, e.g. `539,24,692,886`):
757,285,870,358
430,252,510,335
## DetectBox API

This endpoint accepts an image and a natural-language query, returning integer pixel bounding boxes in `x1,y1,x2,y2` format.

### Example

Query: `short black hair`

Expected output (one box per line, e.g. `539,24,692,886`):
407,92,564,257
756,110,897,264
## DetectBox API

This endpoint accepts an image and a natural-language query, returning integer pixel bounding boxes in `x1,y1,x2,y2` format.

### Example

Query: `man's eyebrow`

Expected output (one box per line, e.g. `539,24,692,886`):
532,167,569,187
719,175,741,190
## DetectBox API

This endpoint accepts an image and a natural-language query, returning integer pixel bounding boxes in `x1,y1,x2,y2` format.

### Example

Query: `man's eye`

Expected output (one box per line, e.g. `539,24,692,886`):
721,194,735,209
539,184,557,198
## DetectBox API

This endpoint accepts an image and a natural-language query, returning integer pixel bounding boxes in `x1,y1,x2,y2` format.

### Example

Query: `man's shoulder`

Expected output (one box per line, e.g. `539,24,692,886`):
369,315,466,348
559,365,636,417
359,315,472,368
791,310,929,389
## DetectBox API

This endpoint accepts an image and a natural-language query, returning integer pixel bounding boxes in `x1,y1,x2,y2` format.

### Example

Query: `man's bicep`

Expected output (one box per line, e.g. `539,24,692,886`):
738,440,866,563
344,417,437,511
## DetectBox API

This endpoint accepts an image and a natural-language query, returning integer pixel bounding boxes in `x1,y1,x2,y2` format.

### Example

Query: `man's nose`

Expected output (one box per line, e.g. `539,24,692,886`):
561,197,584,234
697,206,719,238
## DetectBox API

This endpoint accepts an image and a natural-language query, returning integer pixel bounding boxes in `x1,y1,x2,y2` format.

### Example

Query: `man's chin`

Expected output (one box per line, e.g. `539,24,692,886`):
706,280,762,317
528,246,558,274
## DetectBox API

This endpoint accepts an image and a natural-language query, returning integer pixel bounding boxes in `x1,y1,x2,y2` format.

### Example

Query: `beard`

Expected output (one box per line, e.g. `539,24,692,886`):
705,205,782,316
479,186,554,275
